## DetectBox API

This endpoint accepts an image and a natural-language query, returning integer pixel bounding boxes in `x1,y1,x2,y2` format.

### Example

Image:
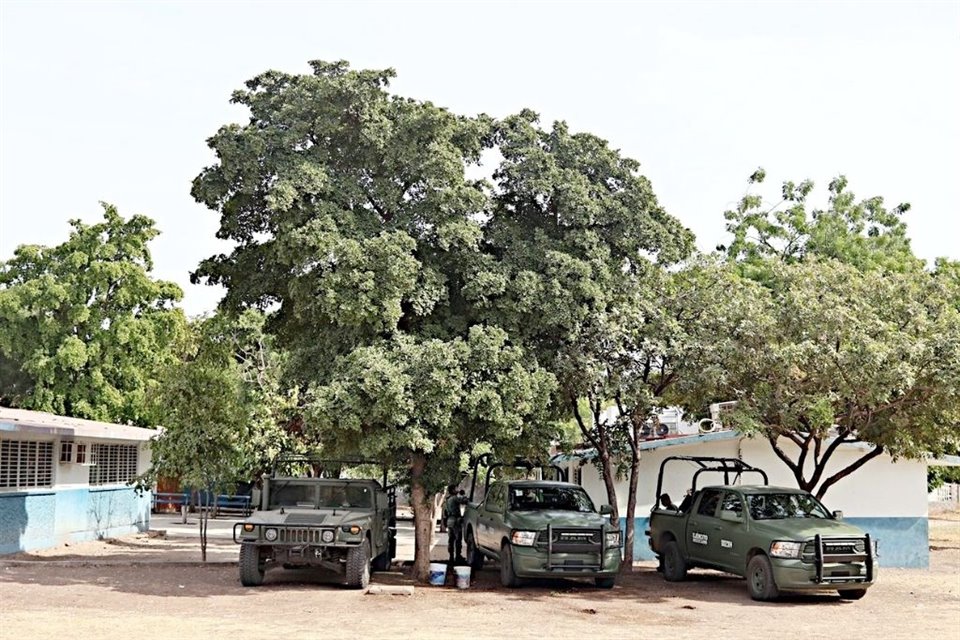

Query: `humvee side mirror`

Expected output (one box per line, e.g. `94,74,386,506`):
832,510,844,520
719,510,743,523
599,504,613,515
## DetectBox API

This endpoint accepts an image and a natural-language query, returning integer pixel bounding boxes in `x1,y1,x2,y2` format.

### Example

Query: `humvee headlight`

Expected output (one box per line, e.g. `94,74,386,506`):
769,541,802,558
341,525,362,535
510,530,537,546
605,532,621,548
321,529,335,543
264,528,278,542
242,523,255,533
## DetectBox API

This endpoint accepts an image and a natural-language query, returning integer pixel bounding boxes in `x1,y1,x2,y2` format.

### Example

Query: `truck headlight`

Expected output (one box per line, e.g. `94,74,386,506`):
264,528,278,542
769,540,802,558
321,529,335,543
605,532,621,548
510,530,537,546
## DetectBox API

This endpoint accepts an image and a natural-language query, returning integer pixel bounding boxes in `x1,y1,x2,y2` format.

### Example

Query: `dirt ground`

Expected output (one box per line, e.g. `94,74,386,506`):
2,510,957,640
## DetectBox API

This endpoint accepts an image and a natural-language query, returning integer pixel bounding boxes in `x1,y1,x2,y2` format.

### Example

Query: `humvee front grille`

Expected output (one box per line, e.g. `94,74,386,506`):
278,527,324,544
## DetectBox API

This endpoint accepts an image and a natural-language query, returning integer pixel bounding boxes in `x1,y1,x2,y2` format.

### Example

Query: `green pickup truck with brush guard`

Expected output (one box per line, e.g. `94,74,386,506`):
462,457,622,588
647,456,878,601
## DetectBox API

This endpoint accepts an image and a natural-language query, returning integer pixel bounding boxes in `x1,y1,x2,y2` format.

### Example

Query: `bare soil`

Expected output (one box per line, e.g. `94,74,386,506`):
2,510,957,640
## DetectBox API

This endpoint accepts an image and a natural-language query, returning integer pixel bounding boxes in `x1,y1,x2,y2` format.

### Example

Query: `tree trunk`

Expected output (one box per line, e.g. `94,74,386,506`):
198,491,208,563
622,443,640,571
410,451,434,583
597,446,619,522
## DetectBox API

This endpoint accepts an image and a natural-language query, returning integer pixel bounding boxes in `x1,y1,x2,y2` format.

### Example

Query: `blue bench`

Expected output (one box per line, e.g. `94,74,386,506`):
152,491,191,513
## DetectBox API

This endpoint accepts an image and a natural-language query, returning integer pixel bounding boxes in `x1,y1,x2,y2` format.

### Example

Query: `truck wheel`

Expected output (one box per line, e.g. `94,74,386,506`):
746,554,780,601
466,531,484,570
500,543,520,588
346,540,371,589
838,588,867,600
239,543,264,587
662,540,687,582
595,576,616,589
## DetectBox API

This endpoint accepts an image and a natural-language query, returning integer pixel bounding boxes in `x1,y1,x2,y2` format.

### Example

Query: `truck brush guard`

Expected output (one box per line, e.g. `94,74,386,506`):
811,533,875,584
544,524,607,571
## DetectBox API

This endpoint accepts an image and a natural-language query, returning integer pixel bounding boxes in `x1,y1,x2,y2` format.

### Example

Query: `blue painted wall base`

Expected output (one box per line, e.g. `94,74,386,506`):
622,515,928,568
0,487,151,554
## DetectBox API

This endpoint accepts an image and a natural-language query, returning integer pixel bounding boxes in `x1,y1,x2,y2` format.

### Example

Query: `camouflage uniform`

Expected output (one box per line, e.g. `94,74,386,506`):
445,489,469,562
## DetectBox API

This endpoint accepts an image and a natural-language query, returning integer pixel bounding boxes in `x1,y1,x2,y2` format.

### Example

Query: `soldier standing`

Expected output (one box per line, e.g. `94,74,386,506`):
444,485,469,563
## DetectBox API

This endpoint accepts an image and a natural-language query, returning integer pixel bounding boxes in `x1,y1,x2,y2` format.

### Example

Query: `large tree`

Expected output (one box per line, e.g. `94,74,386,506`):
0,203,185,425
719,259,960,498
191,61,557,580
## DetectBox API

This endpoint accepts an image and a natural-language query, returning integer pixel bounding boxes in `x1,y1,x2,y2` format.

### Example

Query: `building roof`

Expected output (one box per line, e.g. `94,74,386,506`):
0,407,157,442
552,429,740,463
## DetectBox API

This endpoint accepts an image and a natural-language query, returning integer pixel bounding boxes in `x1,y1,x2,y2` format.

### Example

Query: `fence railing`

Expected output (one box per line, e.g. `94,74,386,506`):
930,483,960,503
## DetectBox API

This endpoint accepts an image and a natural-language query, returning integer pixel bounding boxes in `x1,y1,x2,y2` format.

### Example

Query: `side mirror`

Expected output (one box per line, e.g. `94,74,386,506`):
599,504,613,515
832,510,844,520
719,510,743,523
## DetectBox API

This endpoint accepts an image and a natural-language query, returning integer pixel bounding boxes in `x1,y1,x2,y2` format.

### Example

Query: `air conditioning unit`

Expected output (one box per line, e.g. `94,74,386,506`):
708,401,738,429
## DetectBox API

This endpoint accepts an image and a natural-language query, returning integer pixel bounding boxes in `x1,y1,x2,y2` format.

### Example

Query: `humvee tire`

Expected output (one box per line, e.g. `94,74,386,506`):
838,588,867,600
239,543,265,587
346,539,371,589
500,543,520,588
662,540,687,582
747,554,780,601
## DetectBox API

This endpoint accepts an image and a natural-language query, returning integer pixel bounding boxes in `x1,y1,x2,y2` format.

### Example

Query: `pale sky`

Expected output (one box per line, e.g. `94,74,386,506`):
2,1,958,316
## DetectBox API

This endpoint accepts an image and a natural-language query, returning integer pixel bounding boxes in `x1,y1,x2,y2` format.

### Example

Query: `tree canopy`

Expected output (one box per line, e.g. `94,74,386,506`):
0,203,185,425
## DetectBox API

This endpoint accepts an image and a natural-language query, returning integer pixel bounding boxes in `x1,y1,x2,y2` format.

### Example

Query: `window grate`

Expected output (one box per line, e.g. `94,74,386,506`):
0,440,54,489
89,443,139,485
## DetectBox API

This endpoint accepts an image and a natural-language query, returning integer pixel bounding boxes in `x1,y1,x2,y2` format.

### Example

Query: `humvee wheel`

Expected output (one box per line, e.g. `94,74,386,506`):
239,543,265,587
595,576,616,589
466,531,484,570
838,588,867,600
662,540,687,582
746,554,780,601
500,543,520,588
346,540,371,589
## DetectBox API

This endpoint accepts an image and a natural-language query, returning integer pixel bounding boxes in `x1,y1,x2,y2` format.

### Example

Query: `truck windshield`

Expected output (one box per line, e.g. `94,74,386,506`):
747,493,831,520
318,484,373,509
509,486,595,513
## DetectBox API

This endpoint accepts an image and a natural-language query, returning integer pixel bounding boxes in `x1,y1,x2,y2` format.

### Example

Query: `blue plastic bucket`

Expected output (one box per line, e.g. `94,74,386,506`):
428,562,447,586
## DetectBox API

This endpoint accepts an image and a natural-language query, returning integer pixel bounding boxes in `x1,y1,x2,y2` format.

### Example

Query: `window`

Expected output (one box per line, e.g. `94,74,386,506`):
60,441,73,463
696,489,722,517
75,443,87,464
88,443,139,485
0,440,54,489
720,491,744,517
573,466,583,486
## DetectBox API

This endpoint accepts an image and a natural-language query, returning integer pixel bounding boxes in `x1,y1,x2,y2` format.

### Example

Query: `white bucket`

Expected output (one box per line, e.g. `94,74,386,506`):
454,565,471,589
428,562,447,586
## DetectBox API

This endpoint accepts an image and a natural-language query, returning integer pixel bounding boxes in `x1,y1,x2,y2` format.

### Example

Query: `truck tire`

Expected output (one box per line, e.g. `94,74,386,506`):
239,543,264,587
662,540,687,582
838,588,867,600
500,543,521,588
746,554,780,601
466,530,484,570
346,540,371,589
595,576,616,589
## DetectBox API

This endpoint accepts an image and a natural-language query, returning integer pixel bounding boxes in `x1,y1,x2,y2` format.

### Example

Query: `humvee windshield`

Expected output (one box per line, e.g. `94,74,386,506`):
270,482,318,508
509,486,596,513
747,492,832,520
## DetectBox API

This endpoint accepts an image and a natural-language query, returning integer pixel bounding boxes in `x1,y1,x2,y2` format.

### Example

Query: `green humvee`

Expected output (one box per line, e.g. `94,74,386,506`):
233,458,397,589
646,456,877,601
462,457,622,588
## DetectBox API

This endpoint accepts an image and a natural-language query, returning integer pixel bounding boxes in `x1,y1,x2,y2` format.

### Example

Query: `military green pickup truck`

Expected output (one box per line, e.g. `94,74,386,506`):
233,458,396,589
462,458,622,588
647,456,877,601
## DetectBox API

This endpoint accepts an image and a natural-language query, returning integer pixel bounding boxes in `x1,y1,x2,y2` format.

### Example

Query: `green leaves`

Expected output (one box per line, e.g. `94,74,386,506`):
0,203,185,425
